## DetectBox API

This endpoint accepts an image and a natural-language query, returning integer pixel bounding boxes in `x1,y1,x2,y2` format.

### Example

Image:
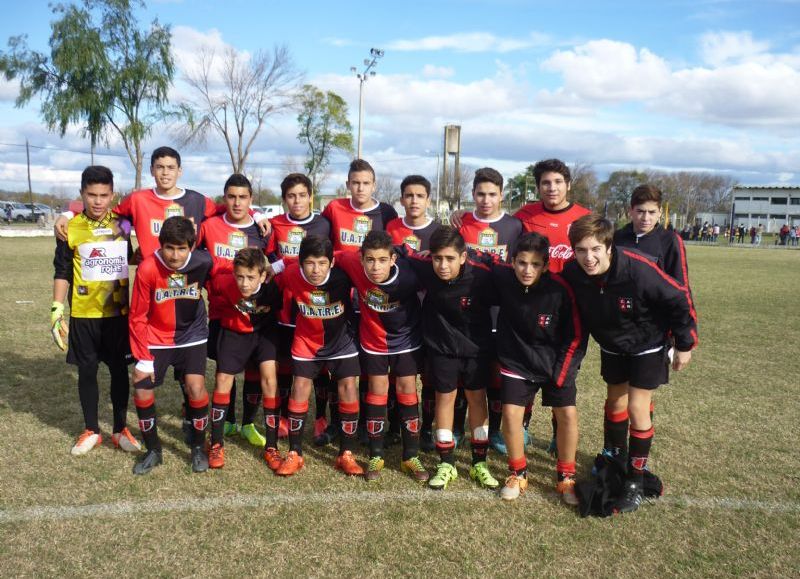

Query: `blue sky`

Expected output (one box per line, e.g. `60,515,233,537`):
1,0,800,196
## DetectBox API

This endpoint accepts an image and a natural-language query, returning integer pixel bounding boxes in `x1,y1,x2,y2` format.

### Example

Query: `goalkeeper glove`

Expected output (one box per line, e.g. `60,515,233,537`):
51,301,68,351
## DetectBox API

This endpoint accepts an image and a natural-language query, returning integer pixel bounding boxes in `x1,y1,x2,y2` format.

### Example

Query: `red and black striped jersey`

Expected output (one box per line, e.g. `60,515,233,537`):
386,217,442,251
115,188,217,258
210,272,281,334
514,202,591,273
490,263,585,388
196,214,269,320
275,263,357,361
266,212,331,264
322,198,398,252
129,250,213,363
400,248,494,358
561,246,698,354
459,212,523,263
335,251,422,355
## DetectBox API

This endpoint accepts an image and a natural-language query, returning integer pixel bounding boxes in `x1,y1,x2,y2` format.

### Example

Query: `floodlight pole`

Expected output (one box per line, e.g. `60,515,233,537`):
351,48,384,159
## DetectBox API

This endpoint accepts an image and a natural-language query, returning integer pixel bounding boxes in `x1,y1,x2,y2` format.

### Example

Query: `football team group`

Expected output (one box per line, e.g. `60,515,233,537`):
50,147,697,514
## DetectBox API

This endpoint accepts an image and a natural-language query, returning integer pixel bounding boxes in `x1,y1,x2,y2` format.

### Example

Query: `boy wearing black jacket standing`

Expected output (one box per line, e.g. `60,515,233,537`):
490,233,586,504
562,215,697,514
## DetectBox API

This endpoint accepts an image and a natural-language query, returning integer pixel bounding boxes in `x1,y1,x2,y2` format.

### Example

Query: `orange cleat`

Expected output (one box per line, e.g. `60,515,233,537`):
208,442,225,469
278,417,289,439
313,416,328,438
334,450,364,476
275,450,304,476
263,447,283,471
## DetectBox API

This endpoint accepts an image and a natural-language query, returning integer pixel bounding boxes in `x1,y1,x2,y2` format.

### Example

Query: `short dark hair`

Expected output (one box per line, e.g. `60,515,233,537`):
348,159,376,180
281,173,313,199
429,225,466,254
233,247,267,272
224,174,253,195
473,167,503,191
361,230,393,254
630,184,662,208
568,214,613,249
299,234,333,263
400,175,431,197
512,232,549,264
159,216,195,248
150,146,181,168
533,159,570,187
81,165,114,191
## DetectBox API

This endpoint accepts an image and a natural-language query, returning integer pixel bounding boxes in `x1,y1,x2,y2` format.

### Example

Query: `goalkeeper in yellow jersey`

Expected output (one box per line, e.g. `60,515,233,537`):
52,166,141,456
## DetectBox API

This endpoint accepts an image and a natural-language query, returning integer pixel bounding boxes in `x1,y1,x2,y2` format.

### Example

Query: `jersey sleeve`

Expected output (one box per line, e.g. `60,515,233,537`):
53,237,73,282
208,199,223,218
195,220,209,250
551,276,587,388
129,262,155,363
637,258,699,352
113,193,134,220
663,232,691,288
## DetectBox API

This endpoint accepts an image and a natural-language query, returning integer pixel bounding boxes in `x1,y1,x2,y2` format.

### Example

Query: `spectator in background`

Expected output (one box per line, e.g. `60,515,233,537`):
756,224,763,245
712,224,720,243
750,226,757,244
779,224,789,245
4,203,11,224
737,225,745,244
790,225,798,247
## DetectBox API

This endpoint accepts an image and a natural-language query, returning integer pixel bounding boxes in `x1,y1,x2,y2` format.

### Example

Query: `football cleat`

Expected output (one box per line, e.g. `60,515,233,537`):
428,462,458,490
275,450,304,476
313,416,328,439
208,443,225,469
263,447,283,471
334,450,364,476
132,449,163,475
469,461,500,489
365,456,384,481
613,479,644,514
278,417,289,439
556,476,579,506
400,456,430,482
313,423,338,446
223,421,240,437
240,423,266,448
191,445,209,473
489,431,507,455
500,474,529,501
71,430,102,456
111,428,142,453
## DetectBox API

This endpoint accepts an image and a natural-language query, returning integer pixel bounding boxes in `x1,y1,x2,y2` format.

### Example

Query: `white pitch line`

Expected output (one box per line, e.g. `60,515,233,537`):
0,490,798,524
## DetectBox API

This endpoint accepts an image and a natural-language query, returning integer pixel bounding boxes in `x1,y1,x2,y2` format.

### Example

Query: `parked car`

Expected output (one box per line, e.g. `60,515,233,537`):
34,203,55,218
9,202,44,222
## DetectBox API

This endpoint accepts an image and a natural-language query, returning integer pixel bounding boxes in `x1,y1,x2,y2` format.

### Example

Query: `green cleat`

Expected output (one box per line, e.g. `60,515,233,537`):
428,462,458,490
224,421,240,437
240,423,266,448
365,456,384,482
469,461,499,489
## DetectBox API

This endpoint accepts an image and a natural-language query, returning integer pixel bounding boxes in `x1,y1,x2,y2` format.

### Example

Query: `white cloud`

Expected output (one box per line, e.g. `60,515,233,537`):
422,64,455,79
322,37,353,47
699,31,770,66
0,77,20,102
387,31,550,53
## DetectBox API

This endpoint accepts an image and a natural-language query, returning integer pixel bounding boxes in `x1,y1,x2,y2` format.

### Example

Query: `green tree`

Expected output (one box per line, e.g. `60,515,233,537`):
0,0,175,189
597,170,649,221
297,84,353,193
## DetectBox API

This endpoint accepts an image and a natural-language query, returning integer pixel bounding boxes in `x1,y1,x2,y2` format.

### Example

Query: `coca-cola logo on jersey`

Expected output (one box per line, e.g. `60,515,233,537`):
550,244,573,259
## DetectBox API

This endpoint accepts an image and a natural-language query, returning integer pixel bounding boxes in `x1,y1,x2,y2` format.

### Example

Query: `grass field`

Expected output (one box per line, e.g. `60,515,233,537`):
0,238,798,578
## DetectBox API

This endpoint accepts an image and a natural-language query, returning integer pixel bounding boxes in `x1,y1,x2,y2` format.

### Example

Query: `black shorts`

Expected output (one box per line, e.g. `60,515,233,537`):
360,348,422,377
426,353,492,394
207,319,221,361
500,373,576,408
67,316,132,367
147,343,207,388
293,355,360,381
600,347,669,390
216,328,278,375
276,324,294,364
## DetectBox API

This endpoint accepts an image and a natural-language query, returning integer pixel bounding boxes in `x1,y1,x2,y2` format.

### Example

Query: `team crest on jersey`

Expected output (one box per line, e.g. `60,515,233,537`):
228,231,247,249
478,228,498,247
404,418,420,434
193,416,208,431
138,418,155,432
403,235,421,250
298,291,344,318
278,227,305,257
235,298,271,316
310,291,328,306
341,419,358,435
212,408,226,422
364,288,399,312
366,419,384,435
165,203,184,219
460,296,472,309
168,273,186,288
340,216,373,246
538,313,552,328
618,297,633,312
